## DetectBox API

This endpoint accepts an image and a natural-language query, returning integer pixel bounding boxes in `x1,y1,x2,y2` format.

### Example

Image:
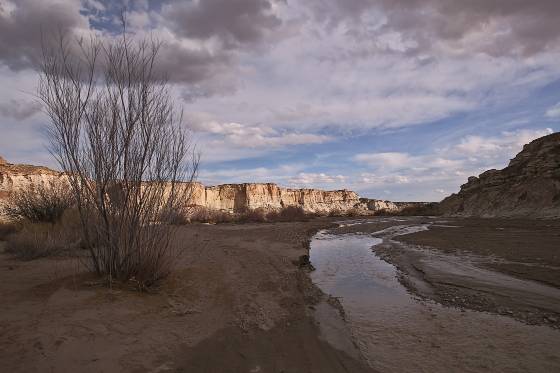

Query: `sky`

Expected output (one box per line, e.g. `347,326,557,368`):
1,0,560,201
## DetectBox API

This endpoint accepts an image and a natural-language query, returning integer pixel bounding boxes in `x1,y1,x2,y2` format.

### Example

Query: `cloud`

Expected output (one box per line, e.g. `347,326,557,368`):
162,0,282,49
0,98,41,120
289,172,346,185
546,102,560,118
454,128,554,158
186,112,333,149
305,0,560,57
353,128,554,199
199,163,303,185
354,152,412,169
0,0,88,70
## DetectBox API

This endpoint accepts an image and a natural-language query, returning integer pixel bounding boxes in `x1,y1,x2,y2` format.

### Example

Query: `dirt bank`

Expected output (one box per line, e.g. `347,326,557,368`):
0,220,373,372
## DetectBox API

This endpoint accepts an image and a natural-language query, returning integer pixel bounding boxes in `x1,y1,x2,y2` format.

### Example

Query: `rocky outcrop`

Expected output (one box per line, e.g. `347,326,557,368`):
188,183,394,214
0,157,69,205
0,157,406,216
440,132,560,218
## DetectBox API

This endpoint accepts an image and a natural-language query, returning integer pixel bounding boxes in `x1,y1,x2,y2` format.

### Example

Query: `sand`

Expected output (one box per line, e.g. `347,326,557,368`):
0,220,373,373
2,216,559,372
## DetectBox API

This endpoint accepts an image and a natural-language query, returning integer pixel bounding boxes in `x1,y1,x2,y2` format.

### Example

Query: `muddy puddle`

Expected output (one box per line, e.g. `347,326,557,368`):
310,221,560,373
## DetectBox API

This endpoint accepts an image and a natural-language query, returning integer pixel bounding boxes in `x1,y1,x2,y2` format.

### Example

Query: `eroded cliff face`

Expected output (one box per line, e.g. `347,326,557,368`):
190,183,368,213
0,157,402,216
0,157,69,208
440,132,560,218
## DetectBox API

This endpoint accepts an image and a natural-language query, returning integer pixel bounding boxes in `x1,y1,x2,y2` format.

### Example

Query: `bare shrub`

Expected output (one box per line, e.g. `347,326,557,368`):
4,181,73,223
267,206,308,222
328,209,343,217
39,24,198,288
396,203,441,216
238,207,268,223
345,207,363,217
5,210,82,260
189,207,235,224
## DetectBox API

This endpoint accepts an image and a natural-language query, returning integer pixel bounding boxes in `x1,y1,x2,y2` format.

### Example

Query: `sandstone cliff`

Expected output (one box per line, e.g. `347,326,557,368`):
0,157,403,216
440,132,560,218
0,157,69,200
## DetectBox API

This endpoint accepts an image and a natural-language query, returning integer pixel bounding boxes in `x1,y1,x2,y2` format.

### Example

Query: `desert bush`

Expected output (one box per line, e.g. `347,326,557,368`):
267,206,308,222
238,207,268,223
374,203,441,216
345,207,363,217
39,24,199,288
159,206,191,225
328,209,343,217
5,210,82,260
189,207,235,224
4,181,73,223
397,203,441,216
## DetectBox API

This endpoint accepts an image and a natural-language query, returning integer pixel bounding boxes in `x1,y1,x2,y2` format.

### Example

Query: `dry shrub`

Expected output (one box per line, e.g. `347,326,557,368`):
5,181,73,223
190,207,235,224
328,209,344,217
267,206,308,222
238,207,268,223
159,206,191,225
397,203,441,216
40,26,199,288
345,207,363,217
5,209,82,260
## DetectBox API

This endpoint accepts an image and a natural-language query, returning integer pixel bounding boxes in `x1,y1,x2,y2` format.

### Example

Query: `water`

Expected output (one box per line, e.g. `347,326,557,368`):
309,222,560,373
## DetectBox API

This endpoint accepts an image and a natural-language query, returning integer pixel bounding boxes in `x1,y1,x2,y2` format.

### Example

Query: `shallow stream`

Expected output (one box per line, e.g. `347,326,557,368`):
310,221,560,372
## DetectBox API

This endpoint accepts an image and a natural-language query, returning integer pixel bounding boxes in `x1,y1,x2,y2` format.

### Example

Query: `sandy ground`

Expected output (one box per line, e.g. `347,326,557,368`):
2,216,560,372
0,220,374,373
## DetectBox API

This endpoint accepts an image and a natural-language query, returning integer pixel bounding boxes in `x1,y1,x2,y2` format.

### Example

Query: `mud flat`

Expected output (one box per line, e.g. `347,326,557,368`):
0,220,373,373
313,217,560,372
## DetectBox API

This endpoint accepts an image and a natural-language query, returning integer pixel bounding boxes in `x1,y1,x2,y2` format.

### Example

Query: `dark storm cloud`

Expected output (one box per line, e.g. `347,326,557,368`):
0,0,282,93
306,0,560,56
0,0,85,70
162,0,282,49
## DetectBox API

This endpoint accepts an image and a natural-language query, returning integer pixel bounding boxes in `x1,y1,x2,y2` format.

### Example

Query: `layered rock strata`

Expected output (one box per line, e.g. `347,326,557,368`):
440,132,560,218
0,157,403,216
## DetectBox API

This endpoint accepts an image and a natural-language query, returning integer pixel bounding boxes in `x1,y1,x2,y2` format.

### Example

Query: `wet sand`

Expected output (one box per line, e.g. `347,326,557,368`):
311,220,560,372
331,217,560,327
0,220,373,373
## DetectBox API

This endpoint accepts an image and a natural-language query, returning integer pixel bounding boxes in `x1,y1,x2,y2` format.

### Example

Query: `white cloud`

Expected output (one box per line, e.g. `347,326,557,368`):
546,102,560,118
354,153,413,169
186,112,332,149
352,128,554,200
454,128,554,157
289,172,346,185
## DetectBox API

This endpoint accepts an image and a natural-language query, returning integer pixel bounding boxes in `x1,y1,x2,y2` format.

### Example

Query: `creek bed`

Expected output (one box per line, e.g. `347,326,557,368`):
309,221,560,373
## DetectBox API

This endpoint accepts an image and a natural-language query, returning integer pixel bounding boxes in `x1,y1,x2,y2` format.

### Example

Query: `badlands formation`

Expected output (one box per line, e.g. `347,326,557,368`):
440,132,560,218
0,156,404,216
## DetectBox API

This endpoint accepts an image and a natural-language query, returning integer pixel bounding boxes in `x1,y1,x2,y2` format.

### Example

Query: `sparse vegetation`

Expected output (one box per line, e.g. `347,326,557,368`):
266,206,308,222
238,207,269,223
177,206,312,224
4,181,73,223
5,209,82,260
39,24,199,288
189,207,236,224
375,203,441,216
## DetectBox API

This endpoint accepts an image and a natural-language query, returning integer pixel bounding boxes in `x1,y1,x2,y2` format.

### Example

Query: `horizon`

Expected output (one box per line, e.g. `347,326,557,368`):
1,0,560,202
